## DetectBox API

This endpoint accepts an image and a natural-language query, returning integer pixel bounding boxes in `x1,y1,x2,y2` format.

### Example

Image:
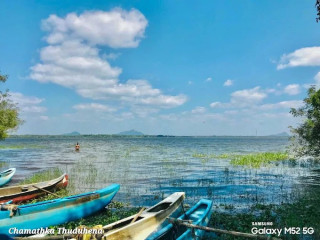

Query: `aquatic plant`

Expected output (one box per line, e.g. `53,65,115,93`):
20,168,64,184
230,152,290,168
192,152,291,168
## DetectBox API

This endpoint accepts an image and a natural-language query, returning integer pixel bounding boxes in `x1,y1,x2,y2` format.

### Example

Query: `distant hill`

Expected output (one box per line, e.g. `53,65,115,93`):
267,132,290,137
117,129,144,136
63,131,81,136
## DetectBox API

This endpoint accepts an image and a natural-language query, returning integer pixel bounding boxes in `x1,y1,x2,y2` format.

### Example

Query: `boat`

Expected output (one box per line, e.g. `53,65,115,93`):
0,168,16,187
0,184,120,236
102,192,185,240
146,199,213,240
0,174,68,204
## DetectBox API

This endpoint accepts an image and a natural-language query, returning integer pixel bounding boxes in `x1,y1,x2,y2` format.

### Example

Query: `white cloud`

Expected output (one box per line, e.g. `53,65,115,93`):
223,79,233,87
73,103,116,112
210,102,224,108
205,77,212,82
313,72,320,89
42,9,148,48
30,9,187,111
230,87,267,106
277,47,320,69
40,116,49,120
9,92,46,113
284,84,300,95
191,106,206,114
260,100,303,110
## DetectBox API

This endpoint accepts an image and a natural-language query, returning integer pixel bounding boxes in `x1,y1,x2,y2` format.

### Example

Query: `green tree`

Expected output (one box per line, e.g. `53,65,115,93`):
290,86,320,158
0,72,22,140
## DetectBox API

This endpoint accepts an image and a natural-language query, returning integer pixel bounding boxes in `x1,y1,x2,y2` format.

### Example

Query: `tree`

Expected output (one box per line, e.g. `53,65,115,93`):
0,72,22,140
290,86,320,158
317,0,320,22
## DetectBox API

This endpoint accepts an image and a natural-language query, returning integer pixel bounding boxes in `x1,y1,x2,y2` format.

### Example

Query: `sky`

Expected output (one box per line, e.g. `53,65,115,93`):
1,0,320,136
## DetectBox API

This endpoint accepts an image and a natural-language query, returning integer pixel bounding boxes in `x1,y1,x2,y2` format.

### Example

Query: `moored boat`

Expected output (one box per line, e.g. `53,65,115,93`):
0,174,68,204
0,168,16,187
102,192,185,240
0,184,120,236
146,199,213,240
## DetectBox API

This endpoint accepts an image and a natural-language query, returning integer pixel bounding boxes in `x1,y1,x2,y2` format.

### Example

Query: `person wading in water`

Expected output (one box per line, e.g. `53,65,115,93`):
75,142,80,151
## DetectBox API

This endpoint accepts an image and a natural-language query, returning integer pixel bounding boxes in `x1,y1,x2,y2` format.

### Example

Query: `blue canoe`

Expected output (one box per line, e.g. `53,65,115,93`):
0,168,16,187
146,199,213,240
0,184,120,236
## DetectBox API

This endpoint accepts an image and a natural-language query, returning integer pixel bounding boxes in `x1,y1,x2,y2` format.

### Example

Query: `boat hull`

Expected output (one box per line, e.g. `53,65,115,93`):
146,199,213,240
103,192,185,240
0,168,16,187
0,184,120,236
0,174,68,204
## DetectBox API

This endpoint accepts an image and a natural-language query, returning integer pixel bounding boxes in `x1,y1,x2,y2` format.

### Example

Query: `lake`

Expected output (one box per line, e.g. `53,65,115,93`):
0,135,318,209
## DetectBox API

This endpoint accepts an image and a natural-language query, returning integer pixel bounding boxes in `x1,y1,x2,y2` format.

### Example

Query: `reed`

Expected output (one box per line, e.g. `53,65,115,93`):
20,168,63,184
230,152,289,168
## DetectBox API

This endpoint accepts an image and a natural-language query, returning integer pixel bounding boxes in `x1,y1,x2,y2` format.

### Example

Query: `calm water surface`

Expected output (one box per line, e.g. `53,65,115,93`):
0,136,318,208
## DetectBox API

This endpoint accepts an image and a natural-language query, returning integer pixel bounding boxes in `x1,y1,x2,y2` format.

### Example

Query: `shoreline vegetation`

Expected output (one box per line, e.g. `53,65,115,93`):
192,152,292,168
14,153,319,240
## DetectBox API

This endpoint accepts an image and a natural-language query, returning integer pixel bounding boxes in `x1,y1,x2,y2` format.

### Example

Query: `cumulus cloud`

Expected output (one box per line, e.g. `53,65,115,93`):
73,103,116,112
223,79,233,87
9,92,46,113
210,87,273,109
30,9,187,111
260,100,303,110
277,47,320,69
191,106,206,114
284,84,300,95
42,9,148,48
230,87,267,106
205,77,212,82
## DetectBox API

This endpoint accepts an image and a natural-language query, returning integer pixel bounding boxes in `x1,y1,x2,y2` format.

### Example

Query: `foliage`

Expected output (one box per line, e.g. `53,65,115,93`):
0,72,22,140
290,86,320,158
230,152,289,168
20,168,64,185
317,0,320,22
192,152,290,168
209,190,320,240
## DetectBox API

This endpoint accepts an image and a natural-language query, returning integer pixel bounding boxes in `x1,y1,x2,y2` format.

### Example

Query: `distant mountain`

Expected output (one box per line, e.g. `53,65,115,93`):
63,131,81,136
267,132,290,137
117,129,144,136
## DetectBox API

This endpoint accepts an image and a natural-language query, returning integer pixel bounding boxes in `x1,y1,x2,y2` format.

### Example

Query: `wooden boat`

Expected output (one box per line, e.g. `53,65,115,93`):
0,174,68,204
146,199,213,240
101,192,185,240
0,168,16,187
0,184,120,236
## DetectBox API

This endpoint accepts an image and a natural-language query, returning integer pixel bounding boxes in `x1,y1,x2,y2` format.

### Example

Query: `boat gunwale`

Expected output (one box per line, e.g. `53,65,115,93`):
0,168,16,178
147,199,213,240
103,192,185,237
0,173,67,199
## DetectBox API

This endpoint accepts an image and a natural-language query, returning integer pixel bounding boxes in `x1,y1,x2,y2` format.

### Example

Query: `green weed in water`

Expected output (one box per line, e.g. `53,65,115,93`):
230,152,289,168
192,152,291,168
20,168,64,184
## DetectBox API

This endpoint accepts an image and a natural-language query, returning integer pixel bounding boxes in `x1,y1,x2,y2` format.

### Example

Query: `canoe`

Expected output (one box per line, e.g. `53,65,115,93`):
146,199,213,240
0,174,68,204
102,192,185,240
0,168,16,187
0,184,120,236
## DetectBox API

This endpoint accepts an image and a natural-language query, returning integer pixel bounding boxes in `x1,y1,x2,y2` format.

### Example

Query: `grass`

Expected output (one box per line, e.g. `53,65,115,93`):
209,195,320,240
230,152,290,168
20,168,64,185
51,202,140,232
0,144,44,150
192,152,290,168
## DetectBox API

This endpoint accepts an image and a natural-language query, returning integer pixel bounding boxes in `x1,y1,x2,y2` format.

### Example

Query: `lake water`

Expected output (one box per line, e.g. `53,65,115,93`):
0,136,318,209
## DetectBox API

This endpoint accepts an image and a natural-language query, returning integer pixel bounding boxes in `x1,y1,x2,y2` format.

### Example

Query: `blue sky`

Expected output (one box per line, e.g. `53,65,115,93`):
1,0,320,136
